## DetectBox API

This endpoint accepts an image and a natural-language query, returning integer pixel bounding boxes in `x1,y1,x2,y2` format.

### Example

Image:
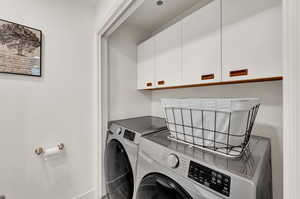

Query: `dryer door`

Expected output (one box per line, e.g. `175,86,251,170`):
136,173,193,199
105,139,134,199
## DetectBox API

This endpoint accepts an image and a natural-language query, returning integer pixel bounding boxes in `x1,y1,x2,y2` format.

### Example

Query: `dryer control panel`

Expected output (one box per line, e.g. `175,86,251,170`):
123,129,135,141
188,161,231,197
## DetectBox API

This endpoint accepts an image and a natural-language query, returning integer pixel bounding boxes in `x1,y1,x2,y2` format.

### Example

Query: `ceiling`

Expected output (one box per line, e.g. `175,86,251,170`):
126,0,201,33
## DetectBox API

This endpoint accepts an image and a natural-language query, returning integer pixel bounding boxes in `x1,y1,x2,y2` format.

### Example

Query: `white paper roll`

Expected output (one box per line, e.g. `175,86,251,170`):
43,147,61,157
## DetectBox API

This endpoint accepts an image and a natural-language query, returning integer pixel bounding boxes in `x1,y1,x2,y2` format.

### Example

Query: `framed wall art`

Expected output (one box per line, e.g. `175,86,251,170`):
0,19,42,77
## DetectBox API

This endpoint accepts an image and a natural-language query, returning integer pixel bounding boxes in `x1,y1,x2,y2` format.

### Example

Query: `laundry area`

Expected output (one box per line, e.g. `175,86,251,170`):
102,0,283,199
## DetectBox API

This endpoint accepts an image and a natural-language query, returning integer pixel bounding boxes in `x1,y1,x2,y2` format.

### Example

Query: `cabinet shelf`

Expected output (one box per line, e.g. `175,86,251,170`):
141,76,283,91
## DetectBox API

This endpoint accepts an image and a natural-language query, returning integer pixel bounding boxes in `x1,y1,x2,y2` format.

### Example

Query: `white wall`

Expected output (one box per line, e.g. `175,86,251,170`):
108,22,152,121
95,0,124,32
151,81,283,199
0,0,97,199
283,1,300,199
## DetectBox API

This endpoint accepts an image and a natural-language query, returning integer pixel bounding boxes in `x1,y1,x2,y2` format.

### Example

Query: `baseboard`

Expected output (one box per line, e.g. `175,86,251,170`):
100,194,108,199
73,189,95,199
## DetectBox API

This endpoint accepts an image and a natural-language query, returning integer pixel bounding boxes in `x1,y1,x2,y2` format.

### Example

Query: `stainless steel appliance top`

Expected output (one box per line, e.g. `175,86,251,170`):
144,131,271,179
109,116,167,135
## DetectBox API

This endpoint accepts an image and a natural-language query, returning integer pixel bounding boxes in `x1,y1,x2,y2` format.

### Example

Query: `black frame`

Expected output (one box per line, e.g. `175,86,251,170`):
0,18,42,77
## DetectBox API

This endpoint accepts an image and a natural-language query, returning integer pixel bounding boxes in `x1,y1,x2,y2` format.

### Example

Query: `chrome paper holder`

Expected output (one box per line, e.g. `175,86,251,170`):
34,143,64,156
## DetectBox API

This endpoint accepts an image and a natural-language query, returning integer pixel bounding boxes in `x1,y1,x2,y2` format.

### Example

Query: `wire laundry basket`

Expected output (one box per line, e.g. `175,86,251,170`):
162,98,260,159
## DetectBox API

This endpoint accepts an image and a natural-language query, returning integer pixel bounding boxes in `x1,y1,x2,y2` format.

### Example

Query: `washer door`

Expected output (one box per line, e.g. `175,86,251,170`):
105,139,134,199
137,173,193,199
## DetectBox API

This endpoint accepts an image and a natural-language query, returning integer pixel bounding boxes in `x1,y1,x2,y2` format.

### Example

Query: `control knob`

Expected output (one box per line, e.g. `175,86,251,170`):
167,154,179,168
116,127,122,135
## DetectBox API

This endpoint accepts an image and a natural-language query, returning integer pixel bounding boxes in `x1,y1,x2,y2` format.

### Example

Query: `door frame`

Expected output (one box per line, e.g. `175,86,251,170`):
96,0,299,198
282,0,300,199
95,0,142,198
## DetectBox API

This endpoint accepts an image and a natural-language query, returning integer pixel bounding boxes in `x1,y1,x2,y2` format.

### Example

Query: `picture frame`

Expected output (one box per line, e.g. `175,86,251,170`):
0,19,42,77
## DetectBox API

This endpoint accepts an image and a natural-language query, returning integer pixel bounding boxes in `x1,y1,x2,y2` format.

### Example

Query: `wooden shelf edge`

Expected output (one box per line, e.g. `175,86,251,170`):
142,76,283,91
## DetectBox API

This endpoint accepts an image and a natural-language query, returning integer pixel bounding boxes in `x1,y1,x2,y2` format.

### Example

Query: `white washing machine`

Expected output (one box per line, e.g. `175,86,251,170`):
104,116,167,199
134,131,272,199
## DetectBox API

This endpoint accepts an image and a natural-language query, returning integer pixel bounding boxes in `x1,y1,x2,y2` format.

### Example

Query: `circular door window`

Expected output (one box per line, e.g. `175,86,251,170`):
137,173,193,199
105,139,134,199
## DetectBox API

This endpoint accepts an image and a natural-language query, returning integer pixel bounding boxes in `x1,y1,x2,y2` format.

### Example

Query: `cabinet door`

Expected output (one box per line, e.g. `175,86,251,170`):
155,23,182,88
137,38,155,90
222,0,282,81
182,0,221,85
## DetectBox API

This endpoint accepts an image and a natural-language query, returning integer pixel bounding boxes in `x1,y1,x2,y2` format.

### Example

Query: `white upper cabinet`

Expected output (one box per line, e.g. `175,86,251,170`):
182,0,221,85
222,0,283,81
136,0,283,90
137,38,155,90
155,22,182,88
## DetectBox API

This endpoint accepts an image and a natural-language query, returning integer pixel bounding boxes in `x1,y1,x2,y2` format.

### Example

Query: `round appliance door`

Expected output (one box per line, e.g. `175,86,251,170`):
137,173,193,199
105,139,134,199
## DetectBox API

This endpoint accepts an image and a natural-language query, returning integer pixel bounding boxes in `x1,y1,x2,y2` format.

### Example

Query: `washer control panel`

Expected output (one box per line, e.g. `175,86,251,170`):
123,129,135,141
188,161,231,197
